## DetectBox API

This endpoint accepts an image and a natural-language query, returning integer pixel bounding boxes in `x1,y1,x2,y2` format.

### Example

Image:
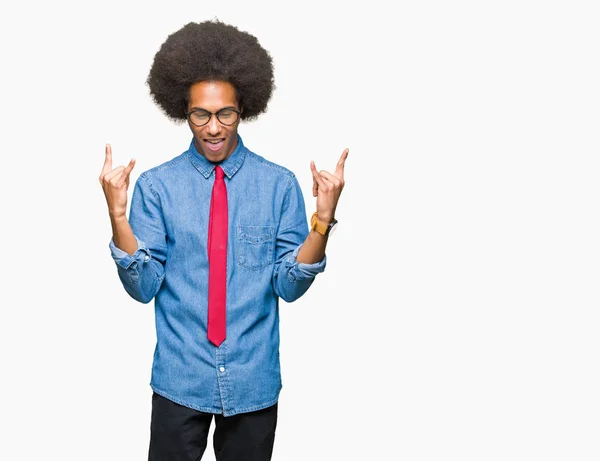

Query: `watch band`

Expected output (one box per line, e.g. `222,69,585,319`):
310,212,337,236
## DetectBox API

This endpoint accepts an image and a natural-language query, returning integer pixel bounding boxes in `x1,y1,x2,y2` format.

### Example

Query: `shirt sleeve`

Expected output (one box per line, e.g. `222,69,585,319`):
272,174,326,302
108,172,167,304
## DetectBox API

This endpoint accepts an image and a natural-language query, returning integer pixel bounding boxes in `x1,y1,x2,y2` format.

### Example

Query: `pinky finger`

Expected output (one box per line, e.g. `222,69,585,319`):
117,158,136,188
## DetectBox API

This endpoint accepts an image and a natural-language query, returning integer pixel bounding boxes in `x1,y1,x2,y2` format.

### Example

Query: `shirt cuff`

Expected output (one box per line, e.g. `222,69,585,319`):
108,236,150,270
284,243,327,282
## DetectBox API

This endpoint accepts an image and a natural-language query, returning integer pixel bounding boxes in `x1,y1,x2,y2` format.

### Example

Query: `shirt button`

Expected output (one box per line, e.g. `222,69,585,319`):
219,366,225,373
144,255,150,262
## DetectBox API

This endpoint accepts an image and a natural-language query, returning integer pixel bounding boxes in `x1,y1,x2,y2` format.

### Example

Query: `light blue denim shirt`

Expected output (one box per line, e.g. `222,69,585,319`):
108,136,326,416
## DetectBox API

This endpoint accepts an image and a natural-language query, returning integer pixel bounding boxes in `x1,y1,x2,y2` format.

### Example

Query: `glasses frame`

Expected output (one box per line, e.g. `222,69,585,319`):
185,107,242,127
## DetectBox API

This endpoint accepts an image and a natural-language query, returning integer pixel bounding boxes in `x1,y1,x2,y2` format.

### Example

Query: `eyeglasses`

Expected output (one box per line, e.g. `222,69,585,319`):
185,107,242,127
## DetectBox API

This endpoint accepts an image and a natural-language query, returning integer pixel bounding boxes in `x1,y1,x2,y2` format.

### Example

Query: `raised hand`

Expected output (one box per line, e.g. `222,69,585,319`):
99,143,136,218
310,148,348,223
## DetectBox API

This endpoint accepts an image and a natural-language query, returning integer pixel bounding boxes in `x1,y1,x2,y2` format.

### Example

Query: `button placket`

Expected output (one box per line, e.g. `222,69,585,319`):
215,345,231,413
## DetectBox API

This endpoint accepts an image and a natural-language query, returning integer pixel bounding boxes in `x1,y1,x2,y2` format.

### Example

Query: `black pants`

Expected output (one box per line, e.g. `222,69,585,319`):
148,392,278,461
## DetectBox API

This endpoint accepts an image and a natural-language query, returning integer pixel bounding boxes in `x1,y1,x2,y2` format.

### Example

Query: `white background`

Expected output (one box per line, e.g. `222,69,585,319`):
1,0,599,460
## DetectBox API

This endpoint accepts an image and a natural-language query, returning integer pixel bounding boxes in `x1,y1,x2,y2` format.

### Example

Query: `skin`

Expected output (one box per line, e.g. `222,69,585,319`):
99,80,348,263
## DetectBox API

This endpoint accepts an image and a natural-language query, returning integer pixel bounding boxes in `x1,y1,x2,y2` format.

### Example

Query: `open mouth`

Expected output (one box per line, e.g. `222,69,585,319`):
205,139,225,152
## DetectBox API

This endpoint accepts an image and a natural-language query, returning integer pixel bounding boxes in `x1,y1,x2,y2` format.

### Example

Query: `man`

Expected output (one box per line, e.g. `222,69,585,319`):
99,20,347,461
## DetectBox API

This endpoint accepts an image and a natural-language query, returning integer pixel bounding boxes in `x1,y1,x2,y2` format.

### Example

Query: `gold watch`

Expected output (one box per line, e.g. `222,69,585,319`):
310,212,338,236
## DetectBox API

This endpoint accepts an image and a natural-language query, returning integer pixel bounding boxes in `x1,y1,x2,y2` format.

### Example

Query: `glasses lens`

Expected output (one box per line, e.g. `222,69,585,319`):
190,110,210,126
217,109,239,126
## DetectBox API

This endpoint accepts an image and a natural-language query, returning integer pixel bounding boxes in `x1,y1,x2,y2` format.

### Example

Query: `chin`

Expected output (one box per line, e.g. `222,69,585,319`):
205,151,226,163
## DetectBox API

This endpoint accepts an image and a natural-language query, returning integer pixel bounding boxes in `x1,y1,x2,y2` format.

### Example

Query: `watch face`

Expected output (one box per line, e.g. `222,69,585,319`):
328,222,338,236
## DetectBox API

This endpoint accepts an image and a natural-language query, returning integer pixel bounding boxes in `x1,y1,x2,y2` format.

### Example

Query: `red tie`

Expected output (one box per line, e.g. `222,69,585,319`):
207,165,227,346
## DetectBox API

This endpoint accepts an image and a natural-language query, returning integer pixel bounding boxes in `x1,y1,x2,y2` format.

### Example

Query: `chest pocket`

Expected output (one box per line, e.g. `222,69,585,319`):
237,225,275,270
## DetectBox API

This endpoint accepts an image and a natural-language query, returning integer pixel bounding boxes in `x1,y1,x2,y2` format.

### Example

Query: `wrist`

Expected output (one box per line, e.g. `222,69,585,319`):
316,212,334,224
109,211,128,221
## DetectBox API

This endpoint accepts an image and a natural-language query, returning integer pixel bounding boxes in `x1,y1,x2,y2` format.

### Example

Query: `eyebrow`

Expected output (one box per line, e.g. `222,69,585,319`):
188,105,238,112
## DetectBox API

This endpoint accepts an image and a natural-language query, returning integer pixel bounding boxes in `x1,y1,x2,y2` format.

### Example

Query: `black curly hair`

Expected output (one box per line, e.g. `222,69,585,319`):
146,20,275,123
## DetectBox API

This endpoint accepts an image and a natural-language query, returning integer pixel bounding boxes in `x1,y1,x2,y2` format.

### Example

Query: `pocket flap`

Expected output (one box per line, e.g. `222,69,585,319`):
237,225,274,244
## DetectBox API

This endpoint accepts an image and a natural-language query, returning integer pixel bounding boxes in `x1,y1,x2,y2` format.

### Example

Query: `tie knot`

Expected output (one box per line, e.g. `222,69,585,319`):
215,165,225,180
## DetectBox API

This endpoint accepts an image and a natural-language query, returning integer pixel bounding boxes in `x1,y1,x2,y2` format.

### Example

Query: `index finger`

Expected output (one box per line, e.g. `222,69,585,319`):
310,160,326,189
334,148,349,178
101,143,113,176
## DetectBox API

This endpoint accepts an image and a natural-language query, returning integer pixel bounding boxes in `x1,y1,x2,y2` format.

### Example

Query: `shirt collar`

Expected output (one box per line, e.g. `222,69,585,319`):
186,134,247,179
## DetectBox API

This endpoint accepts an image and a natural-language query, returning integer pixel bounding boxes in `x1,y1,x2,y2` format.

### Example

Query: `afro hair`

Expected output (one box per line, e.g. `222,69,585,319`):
146,20,275,123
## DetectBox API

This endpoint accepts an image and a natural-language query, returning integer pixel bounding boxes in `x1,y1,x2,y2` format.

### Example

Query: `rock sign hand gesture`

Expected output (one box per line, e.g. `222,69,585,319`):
310,148,349,222
99,143,136,218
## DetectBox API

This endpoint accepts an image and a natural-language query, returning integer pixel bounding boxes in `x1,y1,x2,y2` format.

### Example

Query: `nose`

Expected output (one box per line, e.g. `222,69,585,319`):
206,114,221,136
